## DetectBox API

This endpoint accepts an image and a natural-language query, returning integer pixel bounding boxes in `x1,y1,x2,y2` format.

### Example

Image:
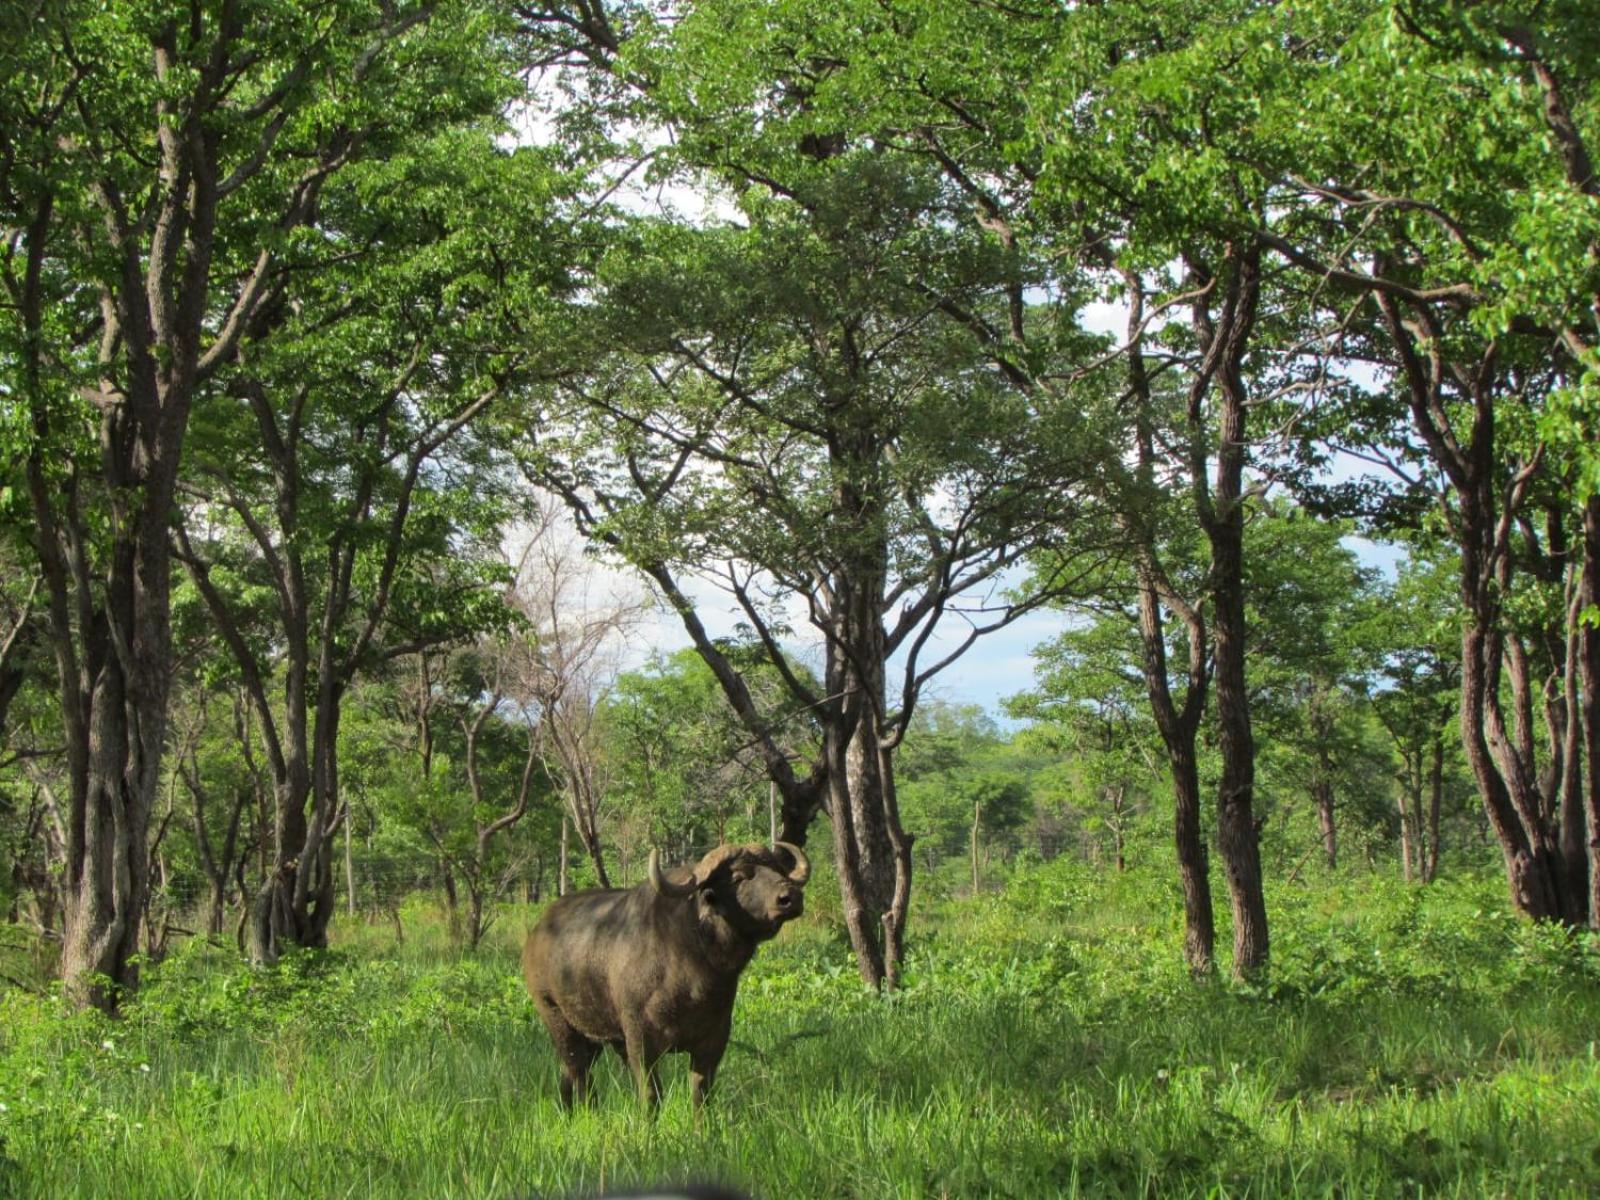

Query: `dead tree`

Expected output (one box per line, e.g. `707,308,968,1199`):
510,496,649,888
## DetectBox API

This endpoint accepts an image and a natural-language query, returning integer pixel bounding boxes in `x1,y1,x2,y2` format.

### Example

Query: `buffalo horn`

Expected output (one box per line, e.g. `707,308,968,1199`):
775,841,810,885
648,848,697,897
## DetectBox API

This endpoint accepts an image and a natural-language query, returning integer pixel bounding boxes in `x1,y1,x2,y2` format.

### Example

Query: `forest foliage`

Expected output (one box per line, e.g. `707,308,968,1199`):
0,0,1597,1098
2,5,1599,1195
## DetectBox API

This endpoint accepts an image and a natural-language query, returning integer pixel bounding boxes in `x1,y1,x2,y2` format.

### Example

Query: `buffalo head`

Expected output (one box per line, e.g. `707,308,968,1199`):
648,841,809,939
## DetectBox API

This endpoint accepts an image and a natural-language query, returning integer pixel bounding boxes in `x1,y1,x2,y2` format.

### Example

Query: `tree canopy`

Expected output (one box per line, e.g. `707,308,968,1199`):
2,0,1598,1009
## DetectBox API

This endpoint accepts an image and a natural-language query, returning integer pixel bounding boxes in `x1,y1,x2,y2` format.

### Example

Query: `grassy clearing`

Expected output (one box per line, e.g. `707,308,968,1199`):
3,862,1600,1199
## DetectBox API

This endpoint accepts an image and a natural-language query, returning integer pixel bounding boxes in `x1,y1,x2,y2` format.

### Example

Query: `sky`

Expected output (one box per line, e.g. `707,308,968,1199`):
625,564,1080,721
617,531,1403,724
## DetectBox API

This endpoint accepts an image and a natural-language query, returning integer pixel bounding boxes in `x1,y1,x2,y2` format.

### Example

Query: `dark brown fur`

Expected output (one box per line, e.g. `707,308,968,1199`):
522,842,808,1108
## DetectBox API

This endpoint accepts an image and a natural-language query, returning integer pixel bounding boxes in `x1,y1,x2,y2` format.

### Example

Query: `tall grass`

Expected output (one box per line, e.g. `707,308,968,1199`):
3,861,1599,1198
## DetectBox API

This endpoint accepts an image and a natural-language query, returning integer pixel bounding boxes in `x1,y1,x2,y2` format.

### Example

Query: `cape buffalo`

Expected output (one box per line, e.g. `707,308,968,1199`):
522,841,810,1109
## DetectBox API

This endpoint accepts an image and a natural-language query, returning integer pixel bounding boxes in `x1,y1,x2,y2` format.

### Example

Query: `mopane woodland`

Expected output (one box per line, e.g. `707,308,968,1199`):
2,2,1598,1197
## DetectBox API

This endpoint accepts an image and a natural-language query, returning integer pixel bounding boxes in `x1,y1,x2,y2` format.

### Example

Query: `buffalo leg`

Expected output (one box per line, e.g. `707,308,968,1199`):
621,1020,663,1108
536,1000,601,1110
688,1049,720,1110
605,1037,660,1104
689,1022,729,1109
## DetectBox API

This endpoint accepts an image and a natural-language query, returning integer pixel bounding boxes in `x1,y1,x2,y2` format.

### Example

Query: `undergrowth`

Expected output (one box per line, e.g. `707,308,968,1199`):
2,860,1598,1198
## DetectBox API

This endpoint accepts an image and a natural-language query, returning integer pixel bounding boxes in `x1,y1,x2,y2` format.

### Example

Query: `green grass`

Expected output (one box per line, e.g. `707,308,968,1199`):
3,862,1600,1198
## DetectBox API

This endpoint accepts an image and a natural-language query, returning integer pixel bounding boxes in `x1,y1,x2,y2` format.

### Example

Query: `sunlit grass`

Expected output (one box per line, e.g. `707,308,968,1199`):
3,860,1599,1198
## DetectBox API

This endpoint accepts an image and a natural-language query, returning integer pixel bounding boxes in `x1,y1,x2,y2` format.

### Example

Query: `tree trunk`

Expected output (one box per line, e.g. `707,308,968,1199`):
1425,731,1445,883
1581,495,1600,928
558,816,570,897
1410,755,1429,881
1171,742,1215,976
56,582,163,1011
466,881,486,950
824,718,887,989
845,716,896,918
252,693,344,961
1314,778,1337,872
575,817,610,888
456,701,537,950
1111,785,1127,873
1461,608,1572,921
971,800,983,895
1206,353,1270,978
234,850,254,954
1135,559,1215,977
1397,747,1424,882
263,673,346,958
345,811,357,918
526,857,543,904
880,740,914,994
1310,689,1338,872
300,685,343,943
1397,762,1417,884
442,860,459,918
811,547,909,991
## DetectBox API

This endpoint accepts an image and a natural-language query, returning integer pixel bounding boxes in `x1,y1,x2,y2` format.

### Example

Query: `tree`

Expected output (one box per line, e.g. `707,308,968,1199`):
603,647,817,860
509,497,651,891
1219,0,1600,924
171,120,570,962
170,687,260,939
521,0,1119,988
1240,506,1382,872
534,199,1097,985
439,640,550,949
0,0,534,1006
1006,618,1166,877
749,0,1294,978
1354,551,1465,884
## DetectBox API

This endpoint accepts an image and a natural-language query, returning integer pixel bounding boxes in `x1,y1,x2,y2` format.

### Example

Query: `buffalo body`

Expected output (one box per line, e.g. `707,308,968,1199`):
522,841,809,1107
